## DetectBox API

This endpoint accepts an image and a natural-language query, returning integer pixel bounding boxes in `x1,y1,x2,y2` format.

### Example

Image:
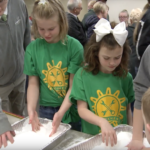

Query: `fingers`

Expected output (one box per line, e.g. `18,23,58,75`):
49,127,57,137
1,134,7,147
6,132,14,144
113,132,117,145
11,131,16,137
102,131,117,147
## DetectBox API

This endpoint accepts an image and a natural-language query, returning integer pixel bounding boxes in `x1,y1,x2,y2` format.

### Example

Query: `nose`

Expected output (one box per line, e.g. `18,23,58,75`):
109,60,115,66
44,31,50,37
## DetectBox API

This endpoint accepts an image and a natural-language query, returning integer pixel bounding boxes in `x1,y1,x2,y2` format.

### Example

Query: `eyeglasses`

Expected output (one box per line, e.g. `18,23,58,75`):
119,16,128,19
76,7,82,10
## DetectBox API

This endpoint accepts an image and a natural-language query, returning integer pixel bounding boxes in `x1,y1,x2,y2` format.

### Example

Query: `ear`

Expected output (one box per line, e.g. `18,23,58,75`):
146,123,150,133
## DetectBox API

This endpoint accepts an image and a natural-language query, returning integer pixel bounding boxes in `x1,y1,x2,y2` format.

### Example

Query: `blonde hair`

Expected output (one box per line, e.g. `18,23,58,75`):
32,0,68,44
142,88,150,123
88,0,96,8
130,8,142,23
133,1,150,43
93,1,108,15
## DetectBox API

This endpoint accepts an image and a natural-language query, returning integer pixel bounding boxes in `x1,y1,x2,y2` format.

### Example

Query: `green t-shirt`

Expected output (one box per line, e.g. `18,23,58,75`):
24,35,83,107
70,68,134,135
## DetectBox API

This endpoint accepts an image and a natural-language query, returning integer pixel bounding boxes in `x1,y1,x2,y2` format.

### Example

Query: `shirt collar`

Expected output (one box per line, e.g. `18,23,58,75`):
69,12,78,19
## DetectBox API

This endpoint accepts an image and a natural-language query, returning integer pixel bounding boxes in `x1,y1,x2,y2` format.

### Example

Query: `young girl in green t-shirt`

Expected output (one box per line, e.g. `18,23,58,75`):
23,0,83,136
70,19,134,146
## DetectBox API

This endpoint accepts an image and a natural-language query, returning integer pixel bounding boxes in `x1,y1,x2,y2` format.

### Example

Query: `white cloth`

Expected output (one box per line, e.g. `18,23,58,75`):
94,18,128,47
38,0,47,5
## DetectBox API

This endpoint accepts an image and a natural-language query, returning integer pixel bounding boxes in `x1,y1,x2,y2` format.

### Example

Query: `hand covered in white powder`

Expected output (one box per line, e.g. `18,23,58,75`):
100,118,117,147
127,140,145,150
0,131,15,148
29,111,41,132
49,112,62,137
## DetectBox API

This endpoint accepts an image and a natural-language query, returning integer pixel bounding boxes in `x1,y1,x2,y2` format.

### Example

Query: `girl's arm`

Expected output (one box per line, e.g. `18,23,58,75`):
50,74,74,136
127,104,133,126
127,108,144,149
27,76,40,132
77,100,117,147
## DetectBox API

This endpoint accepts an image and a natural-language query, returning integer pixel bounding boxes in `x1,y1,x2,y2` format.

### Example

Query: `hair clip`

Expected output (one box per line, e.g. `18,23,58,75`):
38,0,47,5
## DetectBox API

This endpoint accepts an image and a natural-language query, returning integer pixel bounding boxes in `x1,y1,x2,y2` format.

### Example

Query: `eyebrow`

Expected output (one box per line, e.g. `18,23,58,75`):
103,55,122,58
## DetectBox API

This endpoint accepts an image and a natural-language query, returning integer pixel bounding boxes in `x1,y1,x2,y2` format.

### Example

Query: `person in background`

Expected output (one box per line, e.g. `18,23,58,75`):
24,0,83,136
67,0,87,46
119,9,129,27
0,0,31,116
127,45,150,150
0,98,15,148
142,88,150,150
127,8,142,112
96,0,109,21
133,0,150,60
127,2,150,150
85,1,108,40
82,0,96,29
70,19,134,146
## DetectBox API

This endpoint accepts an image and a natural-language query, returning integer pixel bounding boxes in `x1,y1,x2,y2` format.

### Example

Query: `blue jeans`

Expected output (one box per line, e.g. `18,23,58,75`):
39,106,81,131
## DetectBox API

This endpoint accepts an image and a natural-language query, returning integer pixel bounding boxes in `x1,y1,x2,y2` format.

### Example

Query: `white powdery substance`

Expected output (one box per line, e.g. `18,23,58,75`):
92,132,150,150
1,122,66,150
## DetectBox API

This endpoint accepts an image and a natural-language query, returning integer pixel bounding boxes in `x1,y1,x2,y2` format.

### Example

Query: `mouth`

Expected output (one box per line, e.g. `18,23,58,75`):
109,66,115,69
45,37,51,40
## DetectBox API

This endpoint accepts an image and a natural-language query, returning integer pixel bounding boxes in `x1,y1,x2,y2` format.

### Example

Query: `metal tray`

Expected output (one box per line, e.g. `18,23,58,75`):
67,124,145,150
11,117,71,150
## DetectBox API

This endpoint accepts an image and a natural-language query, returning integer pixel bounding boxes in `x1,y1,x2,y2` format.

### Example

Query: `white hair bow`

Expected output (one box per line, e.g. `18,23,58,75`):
94,18,128,47
38,0,47,5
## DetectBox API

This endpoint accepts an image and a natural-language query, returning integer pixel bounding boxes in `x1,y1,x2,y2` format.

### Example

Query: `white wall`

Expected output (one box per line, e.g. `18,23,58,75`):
107,0,147,23
24,0,88,21
24,0,148,22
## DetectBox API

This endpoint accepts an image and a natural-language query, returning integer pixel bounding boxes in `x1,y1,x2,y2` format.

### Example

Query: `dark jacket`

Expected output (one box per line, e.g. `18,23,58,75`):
82,9,96,29
67,12,87,46
85,15,99,40
127,23,140,79
136,8,150,60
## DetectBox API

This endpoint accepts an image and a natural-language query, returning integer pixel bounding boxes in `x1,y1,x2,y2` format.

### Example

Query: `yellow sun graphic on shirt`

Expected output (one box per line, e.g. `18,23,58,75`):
90,87,126,127
42,60,69,97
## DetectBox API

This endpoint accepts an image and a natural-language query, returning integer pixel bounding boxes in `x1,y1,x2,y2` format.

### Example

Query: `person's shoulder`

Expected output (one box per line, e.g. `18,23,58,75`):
26,39,43,52
12,0,26,6
66,35,83,49
75,67,87,77
120,72,133,83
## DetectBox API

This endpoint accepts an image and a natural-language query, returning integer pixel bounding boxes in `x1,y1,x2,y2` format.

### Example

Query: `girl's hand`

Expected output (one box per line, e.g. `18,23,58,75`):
127,140,144,150
49,112,62,137
29,111,41,132
100,118,117,147
0,131,15,148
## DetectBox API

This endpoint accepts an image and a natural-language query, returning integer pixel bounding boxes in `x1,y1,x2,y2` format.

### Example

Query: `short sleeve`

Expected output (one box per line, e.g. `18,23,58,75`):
67,37,84,74
69,68,87,104
122,73,134,104
23,43,38,76
127,74,135,104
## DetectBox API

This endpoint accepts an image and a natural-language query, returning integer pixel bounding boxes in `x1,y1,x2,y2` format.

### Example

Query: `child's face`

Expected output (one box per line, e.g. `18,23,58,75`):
36,15,60,43
98,45,123,74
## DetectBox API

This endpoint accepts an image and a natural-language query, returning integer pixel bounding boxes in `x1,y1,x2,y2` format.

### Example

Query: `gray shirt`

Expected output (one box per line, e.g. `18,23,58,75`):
0,0,31,86
134,45,150,109
0,98,13,135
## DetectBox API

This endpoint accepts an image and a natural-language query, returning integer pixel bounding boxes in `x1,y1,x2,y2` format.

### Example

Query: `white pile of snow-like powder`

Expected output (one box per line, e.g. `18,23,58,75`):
92,131,150,150
1,120,66,150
